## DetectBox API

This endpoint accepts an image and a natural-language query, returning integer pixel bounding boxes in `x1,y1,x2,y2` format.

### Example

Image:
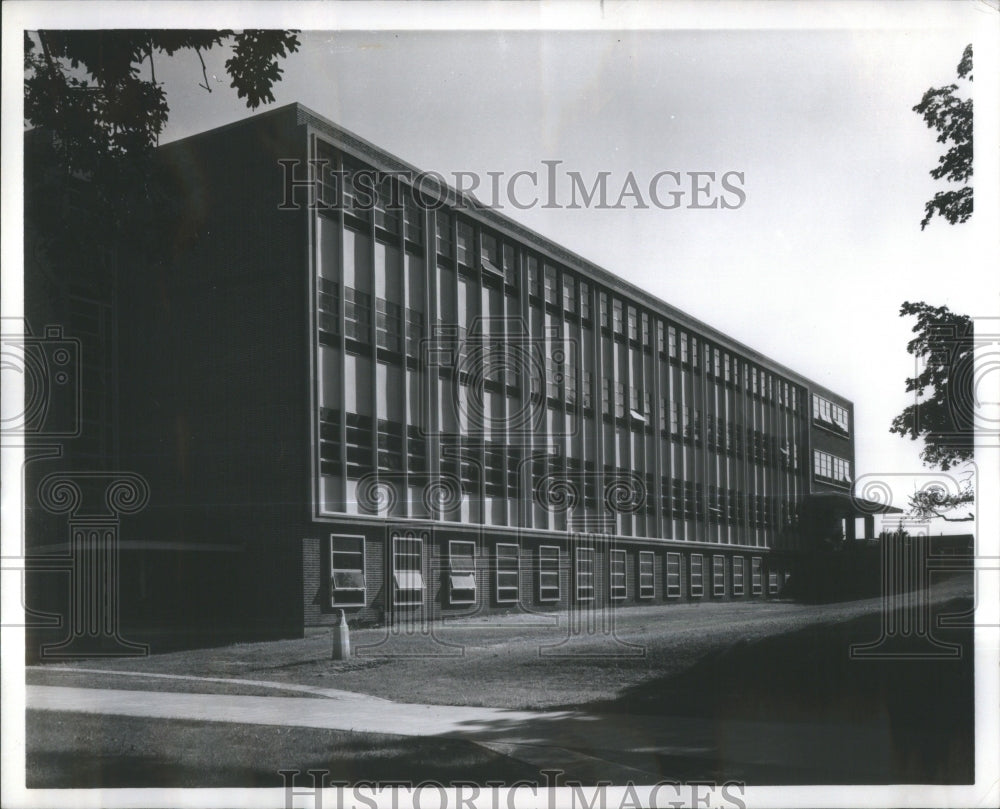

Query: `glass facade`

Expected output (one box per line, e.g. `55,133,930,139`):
310,136,838,553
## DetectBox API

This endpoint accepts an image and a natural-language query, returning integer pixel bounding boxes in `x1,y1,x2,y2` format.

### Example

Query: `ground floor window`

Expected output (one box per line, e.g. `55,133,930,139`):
769,569,780,594
665,552,681,598
751,556,763,595
392,532,424,606
732,556,745,596
712,555,725,597
576,547,595,601
448,540,477,605
538,545,561,602
638,551,655,599
609,549,627,600
690,553,704,597
330,535,366,606
496,543,520,603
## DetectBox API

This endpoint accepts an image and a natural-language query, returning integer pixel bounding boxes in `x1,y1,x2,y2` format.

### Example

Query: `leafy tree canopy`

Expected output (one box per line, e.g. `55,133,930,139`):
23,29,299,274
890,301,975,521
24,30,300,174
913,43,972,229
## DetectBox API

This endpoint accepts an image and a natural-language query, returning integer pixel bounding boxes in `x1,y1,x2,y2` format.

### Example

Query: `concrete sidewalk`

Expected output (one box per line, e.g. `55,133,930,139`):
27,682,895,783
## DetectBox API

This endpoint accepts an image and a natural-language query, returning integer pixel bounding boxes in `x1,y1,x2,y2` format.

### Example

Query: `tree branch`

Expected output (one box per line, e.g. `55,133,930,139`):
194,46,211,93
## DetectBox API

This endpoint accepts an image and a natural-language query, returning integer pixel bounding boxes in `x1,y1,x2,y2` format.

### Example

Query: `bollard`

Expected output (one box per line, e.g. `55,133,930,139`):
332,609,351,660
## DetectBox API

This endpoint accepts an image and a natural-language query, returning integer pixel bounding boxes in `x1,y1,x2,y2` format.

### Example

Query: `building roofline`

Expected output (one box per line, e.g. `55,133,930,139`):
163,101,852,406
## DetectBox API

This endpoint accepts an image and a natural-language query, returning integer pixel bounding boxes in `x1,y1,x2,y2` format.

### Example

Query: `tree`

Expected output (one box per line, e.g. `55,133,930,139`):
890,302,975,521
24,30,300,271
24,30,300,173
913,44,972,229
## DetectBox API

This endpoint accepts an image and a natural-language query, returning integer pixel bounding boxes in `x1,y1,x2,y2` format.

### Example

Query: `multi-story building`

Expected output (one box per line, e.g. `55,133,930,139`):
23,103,886,649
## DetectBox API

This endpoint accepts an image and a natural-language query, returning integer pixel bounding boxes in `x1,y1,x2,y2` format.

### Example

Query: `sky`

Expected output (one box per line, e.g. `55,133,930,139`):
8,2,1000,532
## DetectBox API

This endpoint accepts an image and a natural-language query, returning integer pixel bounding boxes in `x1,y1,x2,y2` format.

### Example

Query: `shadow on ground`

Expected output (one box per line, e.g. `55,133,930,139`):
537,593,975,784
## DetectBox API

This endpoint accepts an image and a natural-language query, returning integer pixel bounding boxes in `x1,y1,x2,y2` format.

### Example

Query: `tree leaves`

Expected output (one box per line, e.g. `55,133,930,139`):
225,31,301,109
23,29,299,276
889,301,974,472
913,44,972,229
24,30,300,171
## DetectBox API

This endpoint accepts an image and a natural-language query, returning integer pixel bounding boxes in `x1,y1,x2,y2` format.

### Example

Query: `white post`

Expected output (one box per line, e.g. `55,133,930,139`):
332,609,351,660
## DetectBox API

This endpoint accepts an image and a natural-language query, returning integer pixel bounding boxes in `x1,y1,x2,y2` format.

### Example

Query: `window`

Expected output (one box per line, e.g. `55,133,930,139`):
481,232,500,270
374,176,401,235
528,256,541,298
665,553,682,598
732,556,745,596
668,325,677,359
813,393,850,435
503,243,518,288
344,287,371,343
343,159,374,221
377,419,403,471
496,544,520,603
456,221,474,266
751,556,763,595
375,298,403,352
407,424,425,474
484,445,505,497
547,363,562,400
576,548,595,601
330,535,366,606
638,551,655,599
689,554,704,597
615,382,626,419
814,450,851,485
613,300,624,335
317,277,340,338
539,546,561,602
627,307,638,341
405,308,424,357
436,211,453,258
392,533,424,606
449,541,477,605
345,412,374,478
609,549,627,600
403,193,424,245
712,555,725,597
319,407,341,476
563,275,576,314
769,570,780,595
544,265,558,305
579,282,591,320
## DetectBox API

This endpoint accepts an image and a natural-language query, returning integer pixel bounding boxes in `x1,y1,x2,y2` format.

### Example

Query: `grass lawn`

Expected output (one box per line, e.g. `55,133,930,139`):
25,576,975,786
27,712,543,788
